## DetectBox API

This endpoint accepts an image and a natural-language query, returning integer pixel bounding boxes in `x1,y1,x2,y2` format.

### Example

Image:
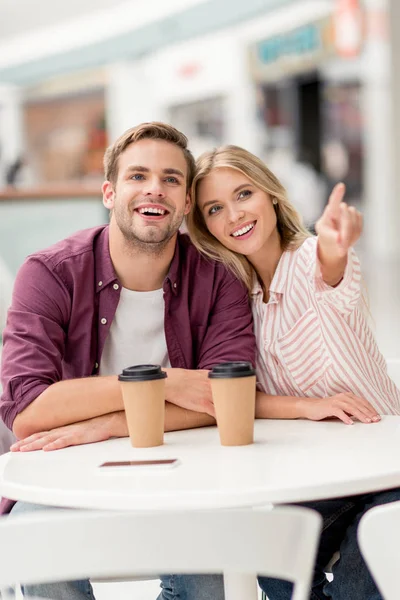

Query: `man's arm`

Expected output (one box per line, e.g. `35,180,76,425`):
196,266,255,369
3,258,216,439
12,375,122,439
11,404,215,452
13,371,215,439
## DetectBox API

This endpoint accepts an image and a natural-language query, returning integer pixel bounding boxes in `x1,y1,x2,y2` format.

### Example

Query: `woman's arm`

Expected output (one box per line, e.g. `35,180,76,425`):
315,182,363,286
255,391,380,425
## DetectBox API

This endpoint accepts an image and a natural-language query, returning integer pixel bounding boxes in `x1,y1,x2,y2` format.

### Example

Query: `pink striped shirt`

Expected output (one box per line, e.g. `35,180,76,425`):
252,237,400,415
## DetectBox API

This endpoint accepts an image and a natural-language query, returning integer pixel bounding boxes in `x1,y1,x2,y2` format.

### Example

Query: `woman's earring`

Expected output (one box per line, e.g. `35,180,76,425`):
272,198,278,205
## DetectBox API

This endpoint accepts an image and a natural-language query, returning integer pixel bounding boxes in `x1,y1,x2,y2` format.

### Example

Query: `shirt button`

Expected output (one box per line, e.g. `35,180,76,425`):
173,282,177,289
101,318,107,325
113,283,119,290
98,281,103,287
95,362,99,369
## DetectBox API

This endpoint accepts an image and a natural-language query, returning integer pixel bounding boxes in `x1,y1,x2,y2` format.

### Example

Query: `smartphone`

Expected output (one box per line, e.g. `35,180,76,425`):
99,459,180,469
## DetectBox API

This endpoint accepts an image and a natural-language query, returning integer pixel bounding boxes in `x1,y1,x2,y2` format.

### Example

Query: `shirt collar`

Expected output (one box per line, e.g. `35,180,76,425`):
251,249,291,298
95,226,119,293
95,227,182,296
164,232,182,296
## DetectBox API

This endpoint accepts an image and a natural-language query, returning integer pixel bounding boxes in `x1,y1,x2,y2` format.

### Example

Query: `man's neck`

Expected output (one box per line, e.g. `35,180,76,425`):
108,222,177,291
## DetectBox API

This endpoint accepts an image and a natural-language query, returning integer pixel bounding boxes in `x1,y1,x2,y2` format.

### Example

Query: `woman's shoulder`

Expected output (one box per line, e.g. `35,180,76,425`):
288,235,317,266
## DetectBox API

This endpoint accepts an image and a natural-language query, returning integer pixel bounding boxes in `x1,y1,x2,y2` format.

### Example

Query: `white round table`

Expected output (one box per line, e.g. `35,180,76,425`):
1,417,400,510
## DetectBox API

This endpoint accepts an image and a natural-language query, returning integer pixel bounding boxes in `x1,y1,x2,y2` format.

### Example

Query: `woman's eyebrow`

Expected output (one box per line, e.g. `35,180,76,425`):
233,183,252,194
201,199,219,210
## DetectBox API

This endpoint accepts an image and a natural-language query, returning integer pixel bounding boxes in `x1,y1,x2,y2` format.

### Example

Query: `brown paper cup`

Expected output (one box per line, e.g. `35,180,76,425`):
210,375,256,446
120,378,165,448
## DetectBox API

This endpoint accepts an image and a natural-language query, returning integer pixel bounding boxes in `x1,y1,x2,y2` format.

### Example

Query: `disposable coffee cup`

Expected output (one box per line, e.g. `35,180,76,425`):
209,362,256,446
118,364,167,448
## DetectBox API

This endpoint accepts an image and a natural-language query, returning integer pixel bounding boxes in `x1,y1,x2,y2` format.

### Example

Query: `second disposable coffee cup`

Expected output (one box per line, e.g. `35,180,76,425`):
118,364,167,448
209,362,256,446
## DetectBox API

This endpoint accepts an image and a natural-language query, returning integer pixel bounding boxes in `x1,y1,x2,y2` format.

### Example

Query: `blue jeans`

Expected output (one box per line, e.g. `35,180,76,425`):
258,487,400,600
9,501,223,600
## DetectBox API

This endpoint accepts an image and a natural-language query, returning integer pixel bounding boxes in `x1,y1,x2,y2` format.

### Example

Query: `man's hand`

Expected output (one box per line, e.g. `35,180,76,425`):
10,412,128,452
164,368,215,417
302,393,381,425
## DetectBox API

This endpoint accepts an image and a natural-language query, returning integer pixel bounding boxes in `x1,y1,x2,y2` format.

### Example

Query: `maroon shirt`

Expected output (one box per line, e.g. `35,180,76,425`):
1,225,255,430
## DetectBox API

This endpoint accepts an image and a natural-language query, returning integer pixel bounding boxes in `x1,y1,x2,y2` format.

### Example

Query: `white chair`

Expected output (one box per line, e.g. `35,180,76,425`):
0,506,321,600
358,500,400,600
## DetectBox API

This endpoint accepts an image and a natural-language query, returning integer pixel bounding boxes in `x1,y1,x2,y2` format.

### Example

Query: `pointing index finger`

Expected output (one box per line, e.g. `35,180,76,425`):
328,182,346,211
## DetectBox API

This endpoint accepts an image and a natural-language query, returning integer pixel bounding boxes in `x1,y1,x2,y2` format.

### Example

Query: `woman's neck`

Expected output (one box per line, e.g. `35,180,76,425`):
248,233,283,300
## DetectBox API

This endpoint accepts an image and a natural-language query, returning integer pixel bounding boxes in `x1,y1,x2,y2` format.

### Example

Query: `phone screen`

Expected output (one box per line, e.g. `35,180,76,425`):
99,459,180,468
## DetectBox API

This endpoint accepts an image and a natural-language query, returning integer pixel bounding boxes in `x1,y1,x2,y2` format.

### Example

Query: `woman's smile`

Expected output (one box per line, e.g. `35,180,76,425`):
230,220,257,239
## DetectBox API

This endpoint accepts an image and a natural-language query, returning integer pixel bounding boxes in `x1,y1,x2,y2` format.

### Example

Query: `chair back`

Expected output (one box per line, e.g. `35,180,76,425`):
358,500,400,600
0,506,321,600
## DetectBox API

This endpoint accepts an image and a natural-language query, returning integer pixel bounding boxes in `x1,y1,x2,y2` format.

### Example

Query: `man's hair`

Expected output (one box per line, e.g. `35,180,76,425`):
104,122,196,190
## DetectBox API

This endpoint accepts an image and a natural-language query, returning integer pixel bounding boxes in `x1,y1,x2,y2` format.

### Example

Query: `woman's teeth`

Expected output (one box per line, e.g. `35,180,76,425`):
231,223,255,237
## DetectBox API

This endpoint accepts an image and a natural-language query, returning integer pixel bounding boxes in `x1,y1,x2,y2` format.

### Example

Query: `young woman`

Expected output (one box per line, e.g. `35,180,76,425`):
187,144,400,600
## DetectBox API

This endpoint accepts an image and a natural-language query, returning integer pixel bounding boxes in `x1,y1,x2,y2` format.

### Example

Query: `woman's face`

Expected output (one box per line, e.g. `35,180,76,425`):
196,167,279,257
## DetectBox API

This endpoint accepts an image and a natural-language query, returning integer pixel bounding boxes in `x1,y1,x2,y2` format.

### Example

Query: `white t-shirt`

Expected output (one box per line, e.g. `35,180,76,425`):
99,287,170,376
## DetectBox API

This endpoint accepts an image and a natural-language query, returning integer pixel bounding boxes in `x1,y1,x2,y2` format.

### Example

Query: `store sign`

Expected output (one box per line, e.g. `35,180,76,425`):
257,24,322,65
249,18,335,81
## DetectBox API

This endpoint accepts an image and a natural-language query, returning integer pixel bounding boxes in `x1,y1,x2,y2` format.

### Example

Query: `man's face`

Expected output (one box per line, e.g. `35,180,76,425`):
103,139,190,250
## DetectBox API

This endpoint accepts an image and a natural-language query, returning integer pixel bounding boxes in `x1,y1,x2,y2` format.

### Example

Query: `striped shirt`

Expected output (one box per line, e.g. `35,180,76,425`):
252,237,400,415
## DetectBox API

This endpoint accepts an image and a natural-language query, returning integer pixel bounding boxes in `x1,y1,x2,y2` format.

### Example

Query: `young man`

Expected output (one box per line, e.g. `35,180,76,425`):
0,122,255,600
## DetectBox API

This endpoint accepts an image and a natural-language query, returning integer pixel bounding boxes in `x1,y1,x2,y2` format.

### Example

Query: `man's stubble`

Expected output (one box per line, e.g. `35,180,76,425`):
113,201,185,257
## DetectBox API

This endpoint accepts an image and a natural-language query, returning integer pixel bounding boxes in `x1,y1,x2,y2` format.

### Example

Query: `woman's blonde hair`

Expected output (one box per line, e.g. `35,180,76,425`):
186,145,311,292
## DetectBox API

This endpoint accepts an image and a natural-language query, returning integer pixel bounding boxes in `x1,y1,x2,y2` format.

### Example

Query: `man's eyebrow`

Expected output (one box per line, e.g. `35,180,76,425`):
162,168,185,178
123,166,185,178
125,165,149,173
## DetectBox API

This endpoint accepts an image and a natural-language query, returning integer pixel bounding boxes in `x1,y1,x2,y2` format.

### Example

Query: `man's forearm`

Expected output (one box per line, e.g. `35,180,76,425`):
13,375,123,439
165,403,216,431
13,373,216,440
103,405,215,437
98,402,215,437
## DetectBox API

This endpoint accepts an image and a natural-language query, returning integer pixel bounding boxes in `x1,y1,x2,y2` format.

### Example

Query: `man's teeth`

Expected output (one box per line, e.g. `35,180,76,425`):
138,207,166,215
232,223,255,237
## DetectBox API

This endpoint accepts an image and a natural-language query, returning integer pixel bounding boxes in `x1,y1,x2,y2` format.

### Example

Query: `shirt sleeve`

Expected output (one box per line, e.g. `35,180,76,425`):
306,237,363,316
196,267,256,370
0,256,71,430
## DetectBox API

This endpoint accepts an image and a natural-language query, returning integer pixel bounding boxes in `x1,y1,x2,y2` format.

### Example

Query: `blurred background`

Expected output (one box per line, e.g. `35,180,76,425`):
0,0,399,359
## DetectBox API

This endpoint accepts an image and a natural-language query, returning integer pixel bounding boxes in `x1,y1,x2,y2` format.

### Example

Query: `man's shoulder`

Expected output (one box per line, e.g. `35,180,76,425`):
176,232,240,289
177,232,224,272
27,225,108,270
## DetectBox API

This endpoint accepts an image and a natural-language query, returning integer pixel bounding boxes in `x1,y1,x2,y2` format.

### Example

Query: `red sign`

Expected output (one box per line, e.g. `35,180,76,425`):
333,0,364,58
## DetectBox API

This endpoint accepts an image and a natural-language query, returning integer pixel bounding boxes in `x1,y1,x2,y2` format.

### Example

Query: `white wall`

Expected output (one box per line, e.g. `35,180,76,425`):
105,0,333,156
0,0,207,70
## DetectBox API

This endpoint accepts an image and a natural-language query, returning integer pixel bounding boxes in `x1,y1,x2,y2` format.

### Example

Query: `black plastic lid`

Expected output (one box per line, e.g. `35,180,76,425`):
118,364,167,382
208,361,255,379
